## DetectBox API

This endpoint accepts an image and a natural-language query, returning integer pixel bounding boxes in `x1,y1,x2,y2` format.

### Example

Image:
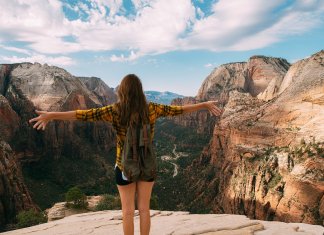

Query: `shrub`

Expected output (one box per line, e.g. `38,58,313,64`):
95,194,121,211
150,194,159,210
16,209,47,228
65,186,88,209
95,193,159,211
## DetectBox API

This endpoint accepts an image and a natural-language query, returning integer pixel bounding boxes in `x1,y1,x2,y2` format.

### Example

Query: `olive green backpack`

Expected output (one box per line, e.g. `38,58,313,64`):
121,124,157,182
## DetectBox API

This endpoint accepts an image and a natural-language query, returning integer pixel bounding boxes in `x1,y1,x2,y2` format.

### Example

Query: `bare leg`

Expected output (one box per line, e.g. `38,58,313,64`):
117,183,136,235
136,181,154,235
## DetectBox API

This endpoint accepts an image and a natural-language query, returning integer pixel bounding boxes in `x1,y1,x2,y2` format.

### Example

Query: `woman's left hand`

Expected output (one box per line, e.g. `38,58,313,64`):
29,110,51,130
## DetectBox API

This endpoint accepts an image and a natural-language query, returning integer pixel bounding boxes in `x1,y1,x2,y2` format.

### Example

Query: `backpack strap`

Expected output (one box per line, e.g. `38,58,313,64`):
143,125,149,157
131,127,138,161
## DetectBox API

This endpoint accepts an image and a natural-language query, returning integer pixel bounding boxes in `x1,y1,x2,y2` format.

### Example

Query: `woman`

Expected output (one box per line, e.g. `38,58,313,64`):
29,74,222,235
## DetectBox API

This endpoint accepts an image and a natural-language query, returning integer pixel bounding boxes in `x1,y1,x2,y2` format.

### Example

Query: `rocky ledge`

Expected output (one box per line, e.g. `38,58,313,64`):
1,210,323,235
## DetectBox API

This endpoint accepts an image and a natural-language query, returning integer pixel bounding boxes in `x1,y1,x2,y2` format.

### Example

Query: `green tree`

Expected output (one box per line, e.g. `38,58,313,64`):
16,209,47,228
65,186,88,209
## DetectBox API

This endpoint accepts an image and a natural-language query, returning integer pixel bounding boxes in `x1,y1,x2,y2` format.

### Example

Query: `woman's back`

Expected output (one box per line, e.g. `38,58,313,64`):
75,101,184,170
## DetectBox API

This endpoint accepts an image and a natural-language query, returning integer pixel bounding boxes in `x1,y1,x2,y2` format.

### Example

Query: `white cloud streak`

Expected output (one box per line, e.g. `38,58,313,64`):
110,51,141,62
0,45,32,55
204,63,213,68
0,0,323,63
1,55,75,66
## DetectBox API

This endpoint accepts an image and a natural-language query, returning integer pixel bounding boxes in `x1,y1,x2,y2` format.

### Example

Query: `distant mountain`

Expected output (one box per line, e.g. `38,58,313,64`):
144,91,184,104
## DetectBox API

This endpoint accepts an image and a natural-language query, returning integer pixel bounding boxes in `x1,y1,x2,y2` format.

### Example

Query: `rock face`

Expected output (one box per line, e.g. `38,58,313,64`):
171,97,217,135
0,63,117,158
0,141,36,229
0,63,117,215
0,95,19,142
182,50,324,225
2,210,323,235
171,56,290,133
197,62,247,101
197,56,290,101
247,56,290,99
79,77,117,105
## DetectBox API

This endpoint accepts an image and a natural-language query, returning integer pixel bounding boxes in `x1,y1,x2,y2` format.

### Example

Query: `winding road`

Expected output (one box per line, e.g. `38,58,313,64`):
161,144,188,177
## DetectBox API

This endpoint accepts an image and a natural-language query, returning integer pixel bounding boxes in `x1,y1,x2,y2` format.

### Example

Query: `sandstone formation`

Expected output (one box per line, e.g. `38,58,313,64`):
0,86,37,229
0,95,19,142
171,56,290,134
2,210,323,235
0,141,36,229
79,77,117,106
248,56,290,99
0,63,117,160
46,196,103,221
197,62,246,101
171,97,217,135
0,63,117,222
197,56,290,101
182,50,324,225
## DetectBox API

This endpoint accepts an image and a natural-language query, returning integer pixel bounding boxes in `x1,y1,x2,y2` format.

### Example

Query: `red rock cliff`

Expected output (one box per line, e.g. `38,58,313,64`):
183,50,324,225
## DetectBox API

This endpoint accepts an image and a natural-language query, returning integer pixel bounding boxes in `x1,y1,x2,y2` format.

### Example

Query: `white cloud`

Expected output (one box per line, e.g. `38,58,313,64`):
204,63,213,68
196,7,204,18
110,51,140,62
0,54,75,66
0,0,323,62
131,0,152,10
0,45,32,55
180,0,324,51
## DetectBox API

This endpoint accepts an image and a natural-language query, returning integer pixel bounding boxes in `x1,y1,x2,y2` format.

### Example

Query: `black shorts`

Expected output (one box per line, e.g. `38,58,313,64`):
114,166,154,186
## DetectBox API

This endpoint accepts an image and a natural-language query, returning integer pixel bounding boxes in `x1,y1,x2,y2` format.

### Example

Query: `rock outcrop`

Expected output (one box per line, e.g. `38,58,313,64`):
46,196,103,222
182,50,324,225
2,210,323,235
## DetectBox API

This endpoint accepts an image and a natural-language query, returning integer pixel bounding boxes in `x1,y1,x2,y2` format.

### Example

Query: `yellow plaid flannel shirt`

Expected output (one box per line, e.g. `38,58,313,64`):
75,102,183,170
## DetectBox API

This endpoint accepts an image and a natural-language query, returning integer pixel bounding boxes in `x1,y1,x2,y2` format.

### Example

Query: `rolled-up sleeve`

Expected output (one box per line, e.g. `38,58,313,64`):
75,105,114,122
151,102,183,118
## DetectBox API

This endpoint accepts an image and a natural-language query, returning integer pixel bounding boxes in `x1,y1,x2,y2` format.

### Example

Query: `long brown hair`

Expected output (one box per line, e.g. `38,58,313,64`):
115,74,149,126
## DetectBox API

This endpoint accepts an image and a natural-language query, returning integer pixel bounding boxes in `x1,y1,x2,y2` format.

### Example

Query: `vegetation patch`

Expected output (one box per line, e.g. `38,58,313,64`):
268,173,282,189
95,194,121,211
16,209,47,229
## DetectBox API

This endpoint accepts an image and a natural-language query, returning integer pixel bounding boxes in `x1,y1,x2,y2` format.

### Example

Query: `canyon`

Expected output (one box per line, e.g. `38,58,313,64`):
0,50,323,231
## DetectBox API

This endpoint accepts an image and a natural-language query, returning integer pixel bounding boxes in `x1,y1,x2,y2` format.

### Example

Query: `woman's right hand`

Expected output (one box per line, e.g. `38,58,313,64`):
204,101,223,116
29,110,51,130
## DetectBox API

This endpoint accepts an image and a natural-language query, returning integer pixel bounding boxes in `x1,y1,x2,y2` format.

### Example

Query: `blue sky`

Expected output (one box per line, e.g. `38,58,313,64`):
0,0,323,96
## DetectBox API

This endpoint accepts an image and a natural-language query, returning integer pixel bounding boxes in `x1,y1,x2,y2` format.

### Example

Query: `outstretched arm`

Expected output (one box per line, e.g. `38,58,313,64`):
29,110,77,130
182,101,223,116
29,105,114,131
